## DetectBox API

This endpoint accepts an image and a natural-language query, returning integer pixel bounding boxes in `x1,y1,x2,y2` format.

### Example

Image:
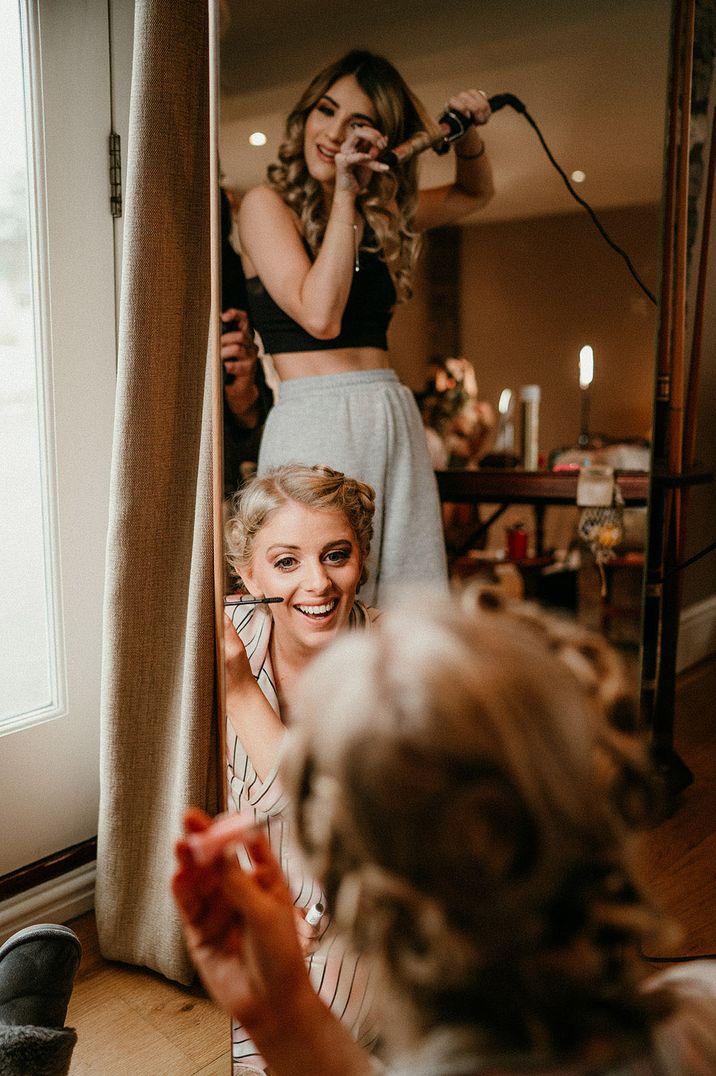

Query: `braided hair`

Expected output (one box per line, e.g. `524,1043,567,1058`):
285,593,675,1064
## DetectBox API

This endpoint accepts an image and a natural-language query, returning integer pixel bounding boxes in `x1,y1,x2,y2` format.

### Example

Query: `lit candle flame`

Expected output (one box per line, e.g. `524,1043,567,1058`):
498,388,512,414
579,345,594,388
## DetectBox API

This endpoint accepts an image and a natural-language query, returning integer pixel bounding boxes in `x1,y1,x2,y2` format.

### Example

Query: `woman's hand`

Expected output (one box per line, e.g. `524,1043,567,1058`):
174,809,375,1076
334,125,389,196
294,905,323,957
173,808,310,1030
446,88,492,129
221,309,261,425
223,612,256,694
221,308,256,367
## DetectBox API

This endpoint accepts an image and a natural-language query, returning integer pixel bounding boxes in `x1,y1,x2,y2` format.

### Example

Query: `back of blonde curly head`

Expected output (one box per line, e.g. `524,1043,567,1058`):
285,592,674,1061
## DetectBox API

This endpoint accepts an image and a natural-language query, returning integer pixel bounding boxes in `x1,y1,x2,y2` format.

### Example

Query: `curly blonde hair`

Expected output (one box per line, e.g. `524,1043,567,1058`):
225,464,375,589
267,50,433,302
285,593,674,1063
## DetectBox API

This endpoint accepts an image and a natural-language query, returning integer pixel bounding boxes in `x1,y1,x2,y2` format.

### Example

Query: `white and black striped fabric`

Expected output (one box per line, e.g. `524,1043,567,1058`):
227,601,380,1071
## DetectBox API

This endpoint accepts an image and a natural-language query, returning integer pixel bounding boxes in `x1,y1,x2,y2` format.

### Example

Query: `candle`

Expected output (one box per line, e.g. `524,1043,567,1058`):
578,345,593,447
495,388,515,453
579,345,594,388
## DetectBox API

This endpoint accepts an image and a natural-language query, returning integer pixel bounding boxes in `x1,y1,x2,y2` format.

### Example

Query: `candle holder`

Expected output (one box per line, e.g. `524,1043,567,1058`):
578,386,591,447
578,345,594,448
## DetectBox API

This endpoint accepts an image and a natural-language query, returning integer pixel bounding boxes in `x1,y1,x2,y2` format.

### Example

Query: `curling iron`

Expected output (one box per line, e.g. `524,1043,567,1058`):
378,94,523,168
377,92,655,304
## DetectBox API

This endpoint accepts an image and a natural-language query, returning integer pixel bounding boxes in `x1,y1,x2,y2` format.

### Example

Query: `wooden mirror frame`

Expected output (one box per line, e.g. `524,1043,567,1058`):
642,0,715,796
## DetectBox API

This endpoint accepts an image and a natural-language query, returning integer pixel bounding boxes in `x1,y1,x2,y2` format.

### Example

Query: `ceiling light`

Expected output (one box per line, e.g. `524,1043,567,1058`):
249,131,267,147
571,169,586,183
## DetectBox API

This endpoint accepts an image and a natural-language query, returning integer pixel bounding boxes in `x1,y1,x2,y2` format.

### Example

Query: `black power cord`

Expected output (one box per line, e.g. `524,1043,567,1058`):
642,950,716,963
663,537,716,579
448,97,706,966
487,94,658,305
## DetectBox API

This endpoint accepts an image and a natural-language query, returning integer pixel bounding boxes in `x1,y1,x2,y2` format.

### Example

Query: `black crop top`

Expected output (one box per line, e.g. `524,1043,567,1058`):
245,247,396,354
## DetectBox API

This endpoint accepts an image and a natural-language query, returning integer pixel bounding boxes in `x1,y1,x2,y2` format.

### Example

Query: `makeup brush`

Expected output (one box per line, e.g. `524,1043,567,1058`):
223,596,284,606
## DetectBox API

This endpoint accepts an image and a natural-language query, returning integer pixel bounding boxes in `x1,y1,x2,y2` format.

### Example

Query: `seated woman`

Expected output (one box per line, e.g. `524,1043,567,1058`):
222,463,380,1070
175,593,716,1076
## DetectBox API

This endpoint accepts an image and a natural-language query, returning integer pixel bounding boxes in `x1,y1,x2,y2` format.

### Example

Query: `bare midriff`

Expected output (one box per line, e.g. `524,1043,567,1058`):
272,347,391,380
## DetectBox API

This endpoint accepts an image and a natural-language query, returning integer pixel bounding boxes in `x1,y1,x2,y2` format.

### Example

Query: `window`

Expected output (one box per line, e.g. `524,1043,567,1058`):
0,3,57,729
0,0,119,877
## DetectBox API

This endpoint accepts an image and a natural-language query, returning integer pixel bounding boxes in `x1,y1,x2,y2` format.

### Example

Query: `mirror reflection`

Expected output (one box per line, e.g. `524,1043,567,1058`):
221,47,497,607
218,4,672,1072
220,0,670,637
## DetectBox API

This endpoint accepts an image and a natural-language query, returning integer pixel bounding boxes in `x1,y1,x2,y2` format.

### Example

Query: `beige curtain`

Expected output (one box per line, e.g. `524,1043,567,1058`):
95,0,219,984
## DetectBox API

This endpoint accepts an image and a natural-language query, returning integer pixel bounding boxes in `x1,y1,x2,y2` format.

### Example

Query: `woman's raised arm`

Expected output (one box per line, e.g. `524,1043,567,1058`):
414,88,495,232
224,613,285,782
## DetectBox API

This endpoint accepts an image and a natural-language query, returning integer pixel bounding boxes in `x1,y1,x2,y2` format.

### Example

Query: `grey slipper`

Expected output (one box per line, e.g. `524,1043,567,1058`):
0,1023,78,1076
0,924,81,1031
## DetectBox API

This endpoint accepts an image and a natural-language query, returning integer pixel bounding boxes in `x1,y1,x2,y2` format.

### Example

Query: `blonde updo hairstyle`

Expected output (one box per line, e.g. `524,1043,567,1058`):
284,592,673,1061
225,464,375,589
267,50,433,302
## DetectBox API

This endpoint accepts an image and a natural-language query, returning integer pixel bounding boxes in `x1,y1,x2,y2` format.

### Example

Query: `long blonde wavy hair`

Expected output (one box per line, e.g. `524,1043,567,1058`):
285,592,674,1063
267,50,434,302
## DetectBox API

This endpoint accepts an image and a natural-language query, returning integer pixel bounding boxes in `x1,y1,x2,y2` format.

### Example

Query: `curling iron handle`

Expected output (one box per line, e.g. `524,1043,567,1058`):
442,93,526,131
487,92,526,114
433,94,525,155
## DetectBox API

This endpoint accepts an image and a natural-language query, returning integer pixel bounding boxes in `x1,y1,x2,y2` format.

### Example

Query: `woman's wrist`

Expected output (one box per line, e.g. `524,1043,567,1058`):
250,980,373,1076
225,383,261,426
329,187,358,221
455,140,486,161
454,125,486,161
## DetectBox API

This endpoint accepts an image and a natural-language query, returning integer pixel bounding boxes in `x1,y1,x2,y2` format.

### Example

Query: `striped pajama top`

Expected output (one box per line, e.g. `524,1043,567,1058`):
226,599,380,1072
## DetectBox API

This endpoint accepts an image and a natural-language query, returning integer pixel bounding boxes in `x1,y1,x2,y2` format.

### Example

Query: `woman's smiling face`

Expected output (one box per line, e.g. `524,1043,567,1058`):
240,500,364,655
303,73,380,187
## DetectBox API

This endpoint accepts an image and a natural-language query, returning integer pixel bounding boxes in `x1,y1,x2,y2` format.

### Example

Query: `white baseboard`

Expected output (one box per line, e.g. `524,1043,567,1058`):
677,594,716,673
0,861,95,944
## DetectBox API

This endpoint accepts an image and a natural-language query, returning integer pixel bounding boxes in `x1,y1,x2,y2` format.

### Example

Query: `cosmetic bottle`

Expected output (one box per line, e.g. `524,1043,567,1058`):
520,385,540,471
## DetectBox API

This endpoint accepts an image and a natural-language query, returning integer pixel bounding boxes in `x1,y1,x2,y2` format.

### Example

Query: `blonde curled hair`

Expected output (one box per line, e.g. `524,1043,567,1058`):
267,50,433,302
225,463,375,589
284,594,674,1060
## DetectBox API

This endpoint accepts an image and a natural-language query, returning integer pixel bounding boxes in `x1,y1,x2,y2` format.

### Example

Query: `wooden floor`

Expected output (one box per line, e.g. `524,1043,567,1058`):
65,914,230,1075
63,658,716,1075
640,655,716,959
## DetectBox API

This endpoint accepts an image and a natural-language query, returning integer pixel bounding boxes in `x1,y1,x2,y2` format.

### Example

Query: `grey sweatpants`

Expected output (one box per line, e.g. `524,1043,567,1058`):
257,369,448,607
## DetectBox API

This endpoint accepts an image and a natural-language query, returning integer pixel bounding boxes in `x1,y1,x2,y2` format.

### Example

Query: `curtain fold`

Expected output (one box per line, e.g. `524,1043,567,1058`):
95,0,219,984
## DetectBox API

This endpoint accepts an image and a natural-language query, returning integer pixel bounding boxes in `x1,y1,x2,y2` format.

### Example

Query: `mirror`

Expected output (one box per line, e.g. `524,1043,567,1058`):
219,0,671,639
218,3,673,1069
